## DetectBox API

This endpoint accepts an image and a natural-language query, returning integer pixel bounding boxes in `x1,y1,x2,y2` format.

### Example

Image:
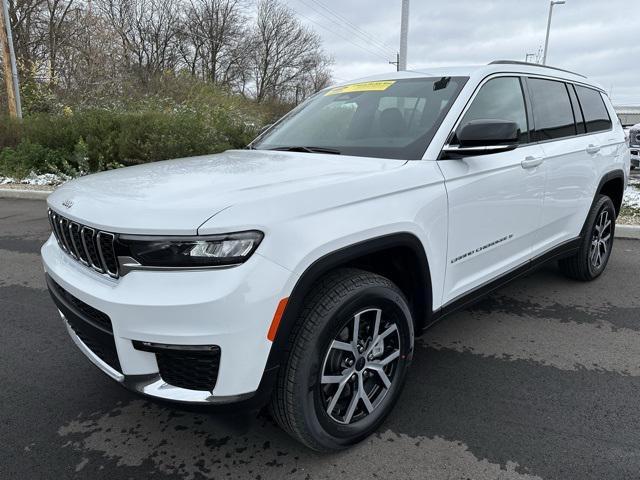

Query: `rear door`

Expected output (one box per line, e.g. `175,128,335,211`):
438,76,546,304
529,78,614,255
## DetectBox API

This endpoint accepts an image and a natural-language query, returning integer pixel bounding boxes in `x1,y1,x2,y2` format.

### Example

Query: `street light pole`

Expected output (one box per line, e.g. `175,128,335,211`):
542,0,566,66
398,0,409,71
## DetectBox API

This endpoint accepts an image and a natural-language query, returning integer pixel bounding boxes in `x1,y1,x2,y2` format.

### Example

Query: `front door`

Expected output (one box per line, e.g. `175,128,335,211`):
437,76,546,305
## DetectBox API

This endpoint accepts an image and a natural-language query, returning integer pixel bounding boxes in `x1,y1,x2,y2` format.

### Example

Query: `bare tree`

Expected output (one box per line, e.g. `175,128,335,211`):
7,0,47,76
45,0,79,85
182,0,248,86
251,0,326,103
96,0,181,81
2,0,333,108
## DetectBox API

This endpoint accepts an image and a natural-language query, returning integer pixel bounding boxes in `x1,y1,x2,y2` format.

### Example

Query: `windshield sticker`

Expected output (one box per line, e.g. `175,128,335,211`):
325,80,396,96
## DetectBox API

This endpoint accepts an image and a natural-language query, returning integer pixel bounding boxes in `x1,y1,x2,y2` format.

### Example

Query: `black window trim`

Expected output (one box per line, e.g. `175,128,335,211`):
525,76,578,143
523,75,614,146
567,83,587,135
573,83,613,135
437,71,615,159
441,73,533,153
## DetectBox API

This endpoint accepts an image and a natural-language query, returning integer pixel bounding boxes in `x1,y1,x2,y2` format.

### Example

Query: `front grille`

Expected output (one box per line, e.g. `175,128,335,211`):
133,342,221,391
49,209,119,278
47,276,121,373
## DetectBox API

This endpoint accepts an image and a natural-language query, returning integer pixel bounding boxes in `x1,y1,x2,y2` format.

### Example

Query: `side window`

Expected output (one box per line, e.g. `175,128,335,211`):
574,85,612,133
527,78,576,141
456,76,529,144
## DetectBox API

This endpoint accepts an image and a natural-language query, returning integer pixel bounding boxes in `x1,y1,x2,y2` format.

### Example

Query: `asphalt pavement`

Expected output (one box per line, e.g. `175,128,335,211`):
2,198,640,480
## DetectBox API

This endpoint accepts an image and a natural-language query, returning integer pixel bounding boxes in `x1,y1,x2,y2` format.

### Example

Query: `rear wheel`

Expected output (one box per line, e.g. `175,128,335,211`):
559,194,615,281
269,268,414,451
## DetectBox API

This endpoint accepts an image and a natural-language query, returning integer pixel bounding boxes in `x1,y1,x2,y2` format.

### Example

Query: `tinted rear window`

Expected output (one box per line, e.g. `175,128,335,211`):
528,78,576,141
575,85,612,133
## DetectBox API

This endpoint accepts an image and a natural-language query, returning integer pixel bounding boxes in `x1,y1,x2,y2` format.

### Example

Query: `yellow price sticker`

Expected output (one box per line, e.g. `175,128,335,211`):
325,80,396,96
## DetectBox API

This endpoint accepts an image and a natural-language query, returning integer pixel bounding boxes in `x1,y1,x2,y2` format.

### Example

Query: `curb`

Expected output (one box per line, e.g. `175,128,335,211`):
616,224,640,240
0,188,51,200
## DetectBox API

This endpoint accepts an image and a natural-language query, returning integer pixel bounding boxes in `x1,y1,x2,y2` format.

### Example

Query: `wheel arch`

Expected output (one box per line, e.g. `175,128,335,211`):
597,169,625,216
265,232,433,373
581,169,626,238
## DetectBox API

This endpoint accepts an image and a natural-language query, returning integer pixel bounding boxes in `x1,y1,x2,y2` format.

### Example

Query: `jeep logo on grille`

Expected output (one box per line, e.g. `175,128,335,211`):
62,200,73,209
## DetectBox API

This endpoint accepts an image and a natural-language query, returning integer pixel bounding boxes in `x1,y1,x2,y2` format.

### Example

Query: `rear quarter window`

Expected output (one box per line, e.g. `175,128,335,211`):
574,85,612,133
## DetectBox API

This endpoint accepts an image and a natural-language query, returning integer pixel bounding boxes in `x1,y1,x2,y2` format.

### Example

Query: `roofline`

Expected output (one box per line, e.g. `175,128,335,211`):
489,60,586,79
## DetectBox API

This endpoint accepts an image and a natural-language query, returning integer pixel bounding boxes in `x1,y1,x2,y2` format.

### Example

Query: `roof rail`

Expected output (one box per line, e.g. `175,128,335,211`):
488,60,586,79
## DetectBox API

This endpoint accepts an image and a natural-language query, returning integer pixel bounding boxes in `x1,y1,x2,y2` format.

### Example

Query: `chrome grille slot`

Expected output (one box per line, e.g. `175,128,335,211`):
51,213,68,253
69,222,88,265
97,232,118,278
59,217,77,259
48,209,119,278
48,211,63,250
81,227,104,273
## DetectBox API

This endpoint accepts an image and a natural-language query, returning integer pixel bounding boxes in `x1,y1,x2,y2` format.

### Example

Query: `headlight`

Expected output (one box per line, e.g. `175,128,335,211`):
116,231,264,268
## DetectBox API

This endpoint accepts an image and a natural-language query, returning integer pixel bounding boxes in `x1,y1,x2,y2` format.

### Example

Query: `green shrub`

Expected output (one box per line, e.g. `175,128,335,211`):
0,75,276,180
0,141,69,178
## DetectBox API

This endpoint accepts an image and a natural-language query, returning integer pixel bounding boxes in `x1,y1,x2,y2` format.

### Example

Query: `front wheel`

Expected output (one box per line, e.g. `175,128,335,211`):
269,268,414,451
559,194,615,281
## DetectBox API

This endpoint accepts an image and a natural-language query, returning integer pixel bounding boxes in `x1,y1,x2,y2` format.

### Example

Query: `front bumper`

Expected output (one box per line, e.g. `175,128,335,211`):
42,235,294,404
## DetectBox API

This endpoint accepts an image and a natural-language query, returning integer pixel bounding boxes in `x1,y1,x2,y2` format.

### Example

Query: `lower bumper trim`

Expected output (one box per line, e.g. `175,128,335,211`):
62,313,255,405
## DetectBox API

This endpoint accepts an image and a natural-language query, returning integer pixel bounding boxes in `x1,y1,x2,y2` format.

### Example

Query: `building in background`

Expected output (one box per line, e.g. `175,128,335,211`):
615,106,640,127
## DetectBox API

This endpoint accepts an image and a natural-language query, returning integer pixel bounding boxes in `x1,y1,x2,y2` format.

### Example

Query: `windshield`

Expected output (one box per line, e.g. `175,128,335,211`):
252,77,468,160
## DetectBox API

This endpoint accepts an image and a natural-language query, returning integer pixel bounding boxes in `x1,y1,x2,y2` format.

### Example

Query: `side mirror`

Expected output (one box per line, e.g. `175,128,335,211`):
443,119,520,157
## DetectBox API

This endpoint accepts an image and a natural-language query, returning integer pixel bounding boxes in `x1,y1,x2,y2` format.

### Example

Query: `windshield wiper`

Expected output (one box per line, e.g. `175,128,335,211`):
267,146,341,155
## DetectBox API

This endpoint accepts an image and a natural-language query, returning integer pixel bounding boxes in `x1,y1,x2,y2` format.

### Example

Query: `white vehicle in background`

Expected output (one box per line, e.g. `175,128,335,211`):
628,123,640,168
42,61,629,451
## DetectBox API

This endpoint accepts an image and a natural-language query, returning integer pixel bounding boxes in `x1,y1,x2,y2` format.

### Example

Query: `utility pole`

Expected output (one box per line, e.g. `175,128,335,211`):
0,0,21,118
389,52,400,71
542,0,566,66
399,0,409,71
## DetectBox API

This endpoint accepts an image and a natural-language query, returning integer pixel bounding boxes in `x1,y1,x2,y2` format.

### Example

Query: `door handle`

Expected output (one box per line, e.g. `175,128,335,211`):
521,156,544,169
586,144,601,154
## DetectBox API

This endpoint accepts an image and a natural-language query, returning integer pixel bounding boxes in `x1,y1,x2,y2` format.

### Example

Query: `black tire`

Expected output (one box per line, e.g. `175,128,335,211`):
559,194,616,281
269,268,414,451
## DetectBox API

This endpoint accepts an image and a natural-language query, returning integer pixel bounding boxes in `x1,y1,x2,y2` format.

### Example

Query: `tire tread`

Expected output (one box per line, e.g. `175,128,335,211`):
269,268,403,451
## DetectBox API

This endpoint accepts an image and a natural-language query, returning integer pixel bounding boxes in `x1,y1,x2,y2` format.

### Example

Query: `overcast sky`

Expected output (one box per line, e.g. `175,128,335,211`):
291,0,640,105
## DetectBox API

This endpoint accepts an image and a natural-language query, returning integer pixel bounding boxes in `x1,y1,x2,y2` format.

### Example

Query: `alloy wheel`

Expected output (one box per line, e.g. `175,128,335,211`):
590,208,612,270
319,308,401,425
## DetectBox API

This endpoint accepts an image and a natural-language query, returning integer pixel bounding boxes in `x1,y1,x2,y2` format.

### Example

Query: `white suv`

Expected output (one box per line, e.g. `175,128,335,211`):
42,61,629,451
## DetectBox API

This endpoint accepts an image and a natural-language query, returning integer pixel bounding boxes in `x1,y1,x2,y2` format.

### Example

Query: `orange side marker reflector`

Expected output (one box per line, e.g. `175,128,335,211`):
267,298,288,342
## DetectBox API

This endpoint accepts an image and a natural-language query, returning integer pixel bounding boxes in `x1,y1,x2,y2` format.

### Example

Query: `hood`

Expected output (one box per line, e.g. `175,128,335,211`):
47,149,405,234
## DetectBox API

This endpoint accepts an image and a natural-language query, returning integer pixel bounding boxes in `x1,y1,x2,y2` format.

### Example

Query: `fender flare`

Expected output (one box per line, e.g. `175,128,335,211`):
581,169,626,236
265,232,432,373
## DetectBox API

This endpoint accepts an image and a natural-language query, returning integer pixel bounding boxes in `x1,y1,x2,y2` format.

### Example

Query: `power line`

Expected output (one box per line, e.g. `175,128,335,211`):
290,5,392,63
302,0,396,57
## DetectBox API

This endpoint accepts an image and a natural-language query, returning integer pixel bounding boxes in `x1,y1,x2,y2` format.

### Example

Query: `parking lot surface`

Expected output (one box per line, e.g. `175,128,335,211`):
2,198,640,480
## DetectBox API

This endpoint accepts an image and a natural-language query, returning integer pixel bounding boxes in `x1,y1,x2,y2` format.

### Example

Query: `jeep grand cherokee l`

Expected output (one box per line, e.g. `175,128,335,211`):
42,61,629,451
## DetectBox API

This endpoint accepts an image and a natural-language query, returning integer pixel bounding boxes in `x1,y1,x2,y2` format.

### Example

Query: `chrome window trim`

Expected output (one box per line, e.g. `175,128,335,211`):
438,71,616,159
440,73,529,157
